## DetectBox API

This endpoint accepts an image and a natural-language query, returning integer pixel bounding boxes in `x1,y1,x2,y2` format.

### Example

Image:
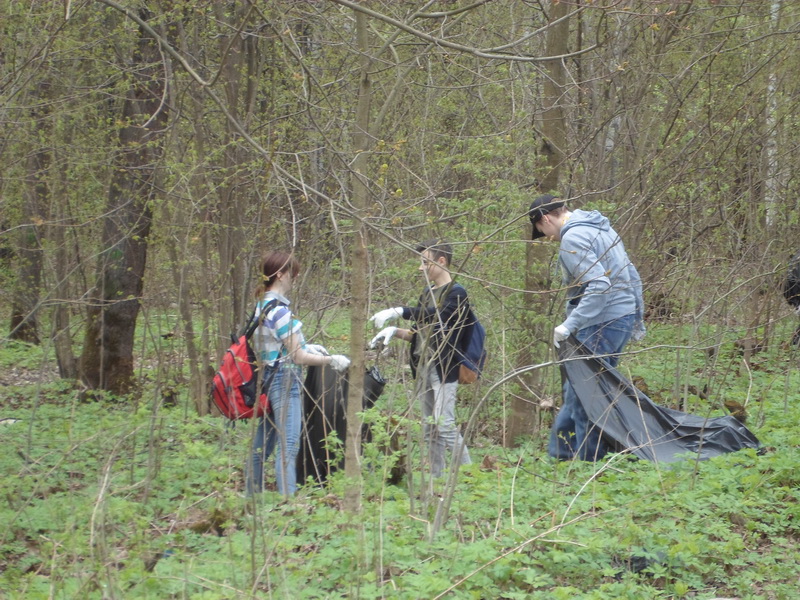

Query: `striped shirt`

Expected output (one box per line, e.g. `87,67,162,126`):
253,292,304,365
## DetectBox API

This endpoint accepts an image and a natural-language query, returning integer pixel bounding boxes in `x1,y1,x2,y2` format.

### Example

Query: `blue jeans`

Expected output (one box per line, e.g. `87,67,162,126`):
246,366,302,496
548,313,635,461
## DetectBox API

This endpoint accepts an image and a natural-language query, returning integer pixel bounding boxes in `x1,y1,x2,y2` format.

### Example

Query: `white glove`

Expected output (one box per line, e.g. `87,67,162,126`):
795,305,800,316
304,344,329,356
369,307,403,329
631,308,646,342
631,321,647,342
553,324,570,348
369,327,398,352
328,355,351,372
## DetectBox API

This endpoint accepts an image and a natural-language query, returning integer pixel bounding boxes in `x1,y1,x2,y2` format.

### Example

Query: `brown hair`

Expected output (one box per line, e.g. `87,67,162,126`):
416,239,453,266
257,251,300,295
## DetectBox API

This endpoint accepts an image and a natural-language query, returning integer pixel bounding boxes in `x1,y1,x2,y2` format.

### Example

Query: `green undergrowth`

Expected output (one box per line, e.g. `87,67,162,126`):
1,332,800,599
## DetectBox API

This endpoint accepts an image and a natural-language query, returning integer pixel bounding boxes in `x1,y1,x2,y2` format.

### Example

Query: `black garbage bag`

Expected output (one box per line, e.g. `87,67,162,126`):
558,336,760,463
297,365,386,483
784,250,800,345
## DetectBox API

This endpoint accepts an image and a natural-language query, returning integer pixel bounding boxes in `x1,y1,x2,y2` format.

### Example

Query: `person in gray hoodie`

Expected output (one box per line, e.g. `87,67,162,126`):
529,194,645,460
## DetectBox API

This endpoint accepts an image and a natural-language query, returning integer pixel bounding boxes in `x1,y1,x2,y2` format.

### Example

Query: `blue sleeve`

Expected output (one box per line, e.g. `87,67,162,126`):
559,239,611,332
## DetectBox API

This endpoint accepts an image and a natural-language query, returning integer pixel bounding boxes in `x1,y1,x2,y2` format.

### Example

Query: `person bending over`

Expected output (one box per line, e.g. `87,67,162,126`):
530,195,645,461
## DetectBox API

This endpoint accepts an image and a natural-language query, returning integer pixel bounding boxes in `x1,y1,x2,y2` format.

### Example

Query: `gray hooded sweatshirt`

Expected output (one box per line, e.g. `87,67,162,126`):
559,209,644,333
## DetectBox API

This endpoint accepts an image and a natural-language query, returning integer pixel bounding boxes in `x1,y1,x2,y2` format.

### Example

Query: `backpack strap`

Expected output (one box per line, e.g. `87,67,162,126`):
243,298,282,340
449,282,473,327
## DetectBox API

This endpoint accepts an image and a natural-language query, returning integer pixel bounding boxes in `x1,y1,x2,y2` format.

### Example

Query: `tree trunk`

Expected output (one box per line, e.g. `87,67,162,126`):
211,2,262,347
764,0,784,227
510,1,570,447
9,83,50,345
51,189,78,379
80,8,168,394
10,152,45,344
343,8,373,514
539,1,569,194
50,83,78,379
185,87,215,415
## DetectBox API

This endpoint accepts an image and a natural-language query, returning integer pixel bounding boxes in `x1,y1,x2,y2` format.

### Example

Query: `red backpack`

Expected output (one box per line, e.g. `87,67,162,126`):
211,300,280,419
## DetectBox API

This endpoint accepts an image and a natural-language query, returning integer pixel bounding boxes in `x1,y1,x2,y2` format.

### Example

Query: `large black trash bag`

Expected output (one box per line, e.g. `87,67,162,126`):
558,336,760,463
784,250,800,308
784,250,800,345
297,365,385,483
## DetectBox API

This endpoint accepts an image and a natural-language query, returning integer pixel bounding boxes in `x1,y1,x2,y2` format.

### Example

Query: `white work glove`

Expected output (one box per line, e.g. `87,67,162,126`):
631,320,647,342
304,344,329,356
631,308,646,342
328,355,351,372
369,307,403,329
553,324,570,348
369,327,398,352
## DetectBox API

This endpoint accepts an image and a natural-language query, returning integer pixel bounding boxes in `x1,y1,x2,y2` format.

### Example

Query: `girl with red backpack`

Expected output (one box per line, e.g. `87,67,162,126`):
246,251,350,496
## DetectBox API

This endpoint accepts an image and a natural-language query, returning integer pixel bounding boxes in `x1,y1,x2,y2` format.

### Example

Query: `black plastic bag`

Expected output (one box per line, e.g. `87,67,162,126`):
297,365,386,483
558,336,760,463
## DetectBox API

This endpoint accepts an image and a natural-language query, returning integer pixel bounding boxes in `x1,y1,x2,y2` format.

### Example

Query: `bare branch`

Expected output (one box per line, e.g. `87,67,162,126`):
325,0,598,62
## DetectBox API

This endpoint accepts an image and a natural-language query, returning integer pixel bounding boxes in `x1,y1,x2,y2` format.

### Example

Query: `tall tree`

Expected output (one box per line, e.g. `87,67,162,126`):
342,7,373,514
9,81,49,344
80,7,169,393
511,0,572,446
210,2,264,337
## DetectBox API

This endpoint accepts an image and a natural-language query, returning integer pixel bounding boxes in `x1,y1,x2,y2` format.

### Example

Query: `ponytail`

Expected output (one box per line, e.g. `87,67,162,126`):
256,251,300,297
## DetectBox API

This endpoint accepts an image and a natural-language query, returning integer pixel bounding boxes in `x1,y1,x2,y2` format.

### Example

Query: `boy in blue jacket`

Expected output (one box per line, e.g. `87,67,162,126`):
530,195,645,461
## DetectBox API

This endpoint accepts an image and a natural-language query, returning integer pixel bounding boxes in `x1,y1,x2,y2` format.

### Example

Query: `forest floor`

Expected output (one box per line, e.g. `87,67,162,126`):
2,333,800,599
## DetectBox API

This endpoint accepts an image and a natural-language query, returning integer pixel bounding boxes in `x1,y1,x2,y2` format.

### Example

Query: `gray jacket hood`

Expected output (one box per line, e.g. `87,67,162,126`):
561,209,610,237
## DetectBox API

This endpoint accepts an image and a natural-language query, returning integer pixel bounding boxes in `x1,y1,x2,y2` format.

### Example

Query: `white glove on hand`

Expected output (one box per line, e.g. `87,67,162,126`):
631,308,646,342
369,307,403,329
304,344,329,356
553,324,570,348
328,355,351,372
369,326,398,352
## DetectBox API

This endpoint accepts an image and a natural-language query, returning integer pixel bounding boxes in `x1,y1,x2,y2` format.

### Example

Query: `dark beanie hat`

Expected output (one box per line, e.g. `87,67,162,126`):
529,194,565,239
